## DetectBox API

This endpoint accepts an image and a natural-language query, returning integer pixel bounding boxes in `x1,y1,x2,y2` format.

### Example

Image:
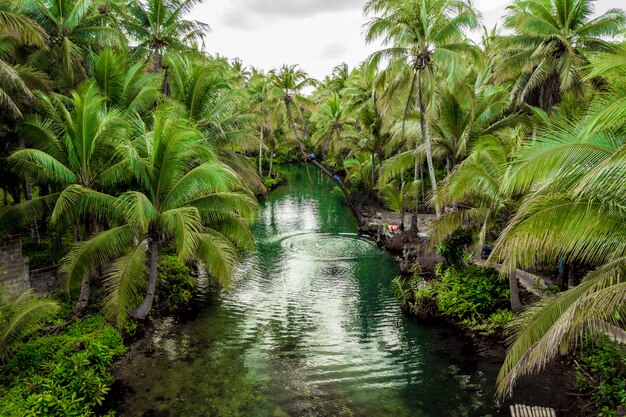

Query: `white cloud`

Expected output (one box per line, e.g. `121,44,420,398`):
191,0,623,79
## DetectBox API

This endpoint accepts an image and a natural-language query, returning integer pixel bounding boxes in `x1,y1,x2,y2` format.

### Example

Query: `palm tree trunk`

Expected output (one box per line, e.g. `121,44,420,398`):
18,136,40,244
73,273,93,314
417,70,441,218
371,153,376,190
402,69,418,141
258,127,264,177
269,144,274,178
411,157,419,230
509,270,522,313
131,239,159,320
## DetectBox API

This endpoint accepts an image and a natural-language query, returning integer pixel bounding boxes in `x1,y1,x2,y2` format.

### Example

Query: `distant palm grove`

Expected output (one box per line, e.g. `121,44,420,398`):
0,0,624,415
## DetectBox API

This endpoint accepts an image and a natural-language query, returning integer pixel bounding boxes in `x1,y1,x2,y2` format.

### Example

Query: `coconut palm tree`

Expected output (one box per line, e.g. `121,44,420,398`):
499,0,625,112
92,48,161,116
2,83,129,311
364,0,480,218
23,0,126,87
0,289,59,363
166,56,261,191
492,64,626,395
0,1,50,119
59,109,257,323
430,135,523,311
125,0,209,73
311,93,354,157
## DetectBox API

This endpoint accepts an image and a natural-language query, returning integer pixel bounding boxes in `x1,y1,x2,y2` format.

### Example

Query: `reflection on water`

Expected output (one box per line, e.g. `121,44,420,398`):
115,166,502,417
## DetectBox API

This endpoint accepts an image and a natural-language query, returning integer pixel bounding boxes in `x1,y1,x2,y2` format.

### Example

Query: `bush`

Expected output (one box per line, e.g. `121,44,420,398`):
576,337,626,416
434,263,510,321
436,228,473,266
0,315,125,417
156,254,196,314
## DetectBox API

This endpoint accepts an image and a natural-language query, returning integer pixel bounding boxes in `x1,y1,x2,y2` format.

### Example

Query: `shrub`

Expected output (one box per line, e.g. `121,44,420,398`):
0,315,125,417
436,228,473,266
433,264,510,321
156,254,196,314
576,337,626,416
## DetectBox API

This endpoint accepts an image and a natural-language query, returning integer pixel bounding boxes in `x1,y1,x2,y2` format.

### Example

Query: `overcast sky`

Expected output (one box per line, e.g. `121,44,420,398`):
190,0,620,80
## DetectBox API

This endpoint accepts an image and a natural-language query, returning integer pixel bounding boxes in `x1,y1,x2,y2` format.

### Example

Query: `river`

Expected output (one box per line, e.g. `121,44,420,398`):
113,165,502,417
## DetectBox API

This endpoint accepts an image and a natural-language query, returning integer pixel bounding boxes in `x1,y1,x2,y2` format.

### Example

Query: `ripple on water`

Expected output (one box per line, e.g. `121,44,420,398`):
279,232,377,261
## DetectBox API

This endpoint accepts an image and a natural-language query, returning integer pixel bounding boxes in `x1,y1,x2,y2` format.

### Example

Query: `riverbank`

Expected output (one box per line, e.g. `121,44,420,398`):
354,205,602,417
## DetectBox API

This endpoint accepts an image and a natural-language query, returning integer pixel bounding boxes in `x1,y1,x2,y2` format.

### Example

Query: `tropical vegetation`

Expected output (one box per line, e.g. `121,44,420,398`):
0,0,624,414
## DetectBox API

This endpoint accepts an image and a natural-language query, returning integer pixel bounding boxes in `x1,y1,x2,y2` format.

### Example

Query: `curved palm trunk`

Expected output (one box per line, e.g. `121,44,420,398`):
417,70,441,218
371,153,376,190
131,239,159,320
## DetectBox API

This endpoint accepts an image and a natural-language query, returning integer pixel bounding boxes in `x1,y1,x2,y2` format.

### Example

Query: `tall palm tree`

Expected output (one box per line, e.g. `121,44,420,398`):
0,289,59,364
59,110,257,323
365,0,480,219
166,55,262,191
125,0,209,73
499,0,625,112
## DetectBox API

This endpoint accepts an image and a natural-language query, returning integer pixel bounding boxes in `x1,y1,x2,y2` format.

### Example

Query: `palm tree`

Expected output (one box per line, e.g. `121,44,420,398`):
365,0,480,219
23,0,126,86
92,48,161,116
0,289,59,363
0,1,50,119
3,83,129,311
499,0,625,112
311,93,354,157
125,0,209,73
492,64,626,395
430,135,523,311
59,110,257,323
166,56,262,191
379,180,414,229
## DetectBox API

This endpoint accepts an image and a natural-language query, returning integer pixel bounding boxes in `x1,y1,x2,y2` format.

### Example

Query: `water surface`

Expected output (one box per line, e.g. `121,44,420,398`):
116,165,501,417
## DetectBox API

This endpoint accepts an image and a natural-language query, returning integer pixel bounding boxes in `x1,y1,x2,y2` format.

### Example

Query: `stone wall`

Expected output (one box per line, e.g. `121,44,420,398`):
0,235,60,297
0,235,30,296
30,266,60,296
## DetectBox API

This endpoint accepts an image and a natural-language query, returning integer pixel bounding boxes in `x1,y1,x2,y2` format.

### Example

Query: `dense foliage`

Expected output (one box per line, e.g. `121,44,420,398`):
0,315,124,417
394,264,512,335
0,0,624,413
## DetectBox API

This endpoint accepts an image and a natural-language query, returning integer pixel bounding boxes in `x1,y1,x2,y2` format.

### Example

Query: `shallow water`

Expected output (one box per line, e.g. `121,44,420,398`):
115,165,502,417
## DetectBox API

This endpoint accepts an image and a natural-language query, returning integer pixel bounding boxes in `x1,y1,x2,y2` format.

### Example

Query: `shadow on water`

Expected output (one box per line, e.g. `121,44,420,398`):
112,165,505,417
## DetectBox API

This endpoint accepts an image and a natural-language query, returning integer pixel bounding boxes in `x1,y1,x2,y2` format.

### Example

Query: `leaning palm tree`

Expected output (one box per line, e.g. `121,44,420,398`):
59,109,257,324
492,72,626,396
498,0,625,112
0,289,59,364
364,0,480,218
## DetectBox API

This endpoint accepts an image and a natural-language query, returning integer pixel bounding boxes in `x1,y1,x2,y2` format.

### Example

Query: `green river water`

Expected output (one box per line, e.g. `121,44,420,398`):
114,165,503,417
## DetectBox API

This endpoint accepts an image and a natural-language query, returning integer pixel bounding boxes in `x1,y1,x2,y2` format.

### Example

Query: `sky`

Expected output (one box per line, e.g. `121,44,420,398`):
190,0,619,80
